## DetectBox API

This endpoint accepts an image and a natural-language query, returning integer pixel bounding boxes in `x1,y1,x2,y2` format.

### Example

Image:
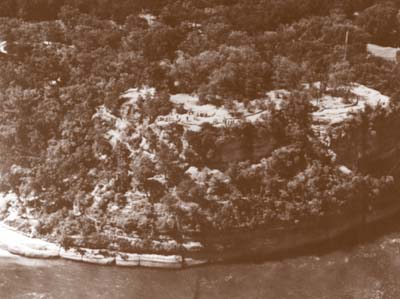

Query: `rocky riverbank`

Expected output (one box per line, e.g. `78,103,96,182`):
1,199,400,269
0,222,207,269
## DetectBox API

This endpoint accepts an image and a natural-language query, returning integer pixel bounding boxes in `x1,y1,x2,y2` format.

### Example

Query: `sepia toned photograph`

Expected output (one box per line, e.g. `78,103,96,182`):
0,1,400,298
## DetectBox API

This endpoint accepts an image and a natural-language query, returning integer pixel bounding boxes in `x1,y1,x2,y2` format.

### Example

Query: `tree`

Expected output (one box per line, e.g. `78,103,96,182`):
357,2,399,45
272,56,306,89
140,90,173,122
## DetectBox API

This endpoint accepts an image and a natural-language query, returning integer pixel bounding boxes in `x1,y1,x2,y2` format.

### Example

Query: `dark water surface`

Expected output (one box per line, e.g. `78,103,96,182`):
2,228,400,299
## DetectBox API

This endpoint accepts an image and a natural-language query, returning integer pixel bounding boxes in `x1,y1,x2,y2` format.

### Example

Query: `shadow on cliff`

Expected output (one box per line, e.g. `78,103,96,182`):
216,209,400,266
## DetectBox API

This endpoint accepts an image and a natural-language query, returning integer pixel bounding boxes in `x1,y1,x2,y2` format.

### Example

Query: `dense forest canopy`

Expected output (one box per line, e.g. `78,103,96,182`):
0,0,399,251
0,0,377,21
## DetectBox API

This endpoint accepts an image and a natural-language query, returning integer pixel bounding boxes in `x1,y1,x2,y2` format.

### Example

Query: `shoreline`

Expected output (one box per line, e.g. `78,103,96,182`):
1,200,400,269
0,222,207,269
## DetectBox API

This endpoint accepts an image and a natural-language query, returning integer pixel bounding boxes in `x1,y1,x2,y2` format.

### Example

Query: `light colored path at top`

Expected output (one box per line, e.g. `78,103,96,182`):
367,43,399,62
0,41,7,54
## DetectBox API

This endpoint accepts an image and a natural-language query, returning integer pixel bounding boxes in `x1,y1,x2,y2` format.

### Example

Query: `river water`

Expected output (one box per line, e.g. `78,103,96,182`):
2,224,400,299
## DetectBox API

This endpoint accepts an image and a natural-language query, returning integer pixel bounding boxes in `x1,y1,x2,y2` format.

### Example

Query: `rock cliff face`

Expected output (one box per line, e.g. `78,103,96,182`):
0,83,396,267
184,200,400,264
199,83,391,169
331,112,400,177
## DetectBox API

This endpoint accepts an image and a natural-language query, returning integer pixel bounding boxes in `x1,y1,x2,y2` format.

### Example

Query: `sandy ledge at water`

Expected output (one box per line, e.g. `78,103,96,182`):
0,222,206,269
0,223,60,258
